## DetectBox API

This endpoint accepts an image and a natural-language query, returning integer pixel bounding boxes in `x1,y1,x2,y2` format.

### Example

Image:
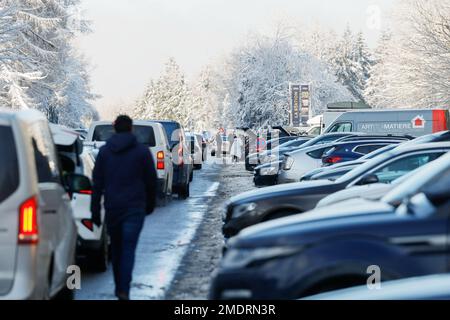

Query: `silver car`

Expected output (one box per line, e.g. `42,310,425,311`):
0,109,79,300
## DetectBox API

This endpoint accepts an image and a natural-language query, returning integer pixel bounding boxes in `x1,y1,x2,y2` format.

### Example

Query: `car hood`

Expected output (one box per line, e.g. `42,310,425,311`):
228,180,336,205
234,198,395,248
316,183,394,208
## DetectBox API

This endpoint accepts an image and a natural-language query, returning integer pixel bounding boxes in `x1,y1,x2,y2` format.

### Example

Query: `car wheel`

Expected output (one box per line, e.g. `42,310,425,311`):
88,227,109,273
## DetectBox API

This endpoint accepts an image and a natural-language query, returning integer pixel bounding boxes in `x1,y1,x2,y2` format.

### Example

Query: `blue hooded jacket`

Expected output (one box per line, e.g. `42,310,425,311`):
91,132,157,226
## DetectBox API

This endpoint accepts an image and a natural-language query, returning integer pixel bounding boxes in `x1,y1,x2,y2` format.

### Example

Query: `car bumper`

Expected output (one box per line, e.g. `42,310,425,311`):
77,236,103,253
223,215,262,238
254,174,278,187
210,266,290,300
277,171,298,184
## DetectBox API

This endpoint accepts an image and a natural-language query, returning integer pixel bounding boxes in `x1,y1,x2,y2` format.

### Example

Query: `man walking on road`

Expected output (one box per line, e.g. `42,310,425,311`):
91,115,157,300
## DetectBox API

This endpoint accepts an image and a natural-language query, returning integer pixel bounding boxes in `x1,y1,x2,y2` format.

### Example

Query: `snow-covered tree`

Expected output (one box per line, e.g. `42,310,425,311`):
330,27,373,104
366,0,450,108
133,58,190,126
221,32,354,128
0,0,98,127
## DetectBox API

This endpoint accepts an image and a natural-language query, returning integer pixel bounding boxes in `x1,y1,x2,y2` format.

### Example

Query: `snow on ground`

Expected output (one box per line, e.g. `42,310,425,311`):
166,162,255,300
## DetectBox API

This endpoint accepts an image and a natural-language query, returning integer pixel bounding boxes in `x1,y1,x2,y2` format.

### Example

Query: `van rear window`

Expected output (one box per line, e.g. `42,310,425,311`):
0,126,19,203
93,125,156,147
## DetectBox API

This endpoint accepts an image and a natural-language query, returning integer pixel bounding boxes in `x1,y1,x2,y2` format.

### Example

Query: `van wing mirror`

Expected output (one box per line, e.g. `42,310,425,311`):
358,173,379,186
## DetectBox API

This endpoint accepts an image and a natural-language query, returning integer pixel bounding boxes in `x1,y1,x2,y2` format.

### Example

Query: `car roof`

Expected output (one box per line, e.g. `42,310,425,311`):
0,108,47,125
395,141,450,152
50,123,80,146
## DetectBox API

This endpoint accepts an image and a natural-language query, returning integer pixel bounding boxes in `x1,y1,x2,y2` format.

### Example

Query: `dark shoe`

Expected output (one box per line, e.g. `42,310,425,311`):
116,291,130,300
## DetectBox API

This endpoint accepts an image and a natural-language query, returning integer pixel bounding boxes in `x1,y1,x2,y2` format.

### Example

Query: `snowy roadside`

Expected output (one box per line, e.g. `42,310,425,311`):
165,162,255,300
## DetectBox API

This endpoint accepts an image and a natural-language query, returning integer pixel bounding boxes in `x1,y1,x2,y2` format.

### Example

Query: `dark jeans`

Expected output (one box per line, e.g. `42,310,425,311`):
108,209,145,298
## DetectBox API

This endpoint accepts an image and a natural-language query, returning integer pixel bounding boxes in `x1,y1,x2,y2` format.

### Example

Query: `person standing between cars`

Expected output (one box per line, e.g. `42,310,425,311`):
91,115,157,300
230,134,243,164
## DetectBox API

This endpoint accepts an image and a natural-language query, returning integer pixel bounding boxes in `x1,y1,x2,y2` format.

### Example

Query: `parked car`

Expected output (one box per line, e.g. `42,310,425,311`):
186,132,203,170
253,160,284,187
222,142,450,238
51,125,109,272
87,120,175,202
279,139,404,184
255,137,312,165
305,274,450,300
321,140,403,166
300,144,398,181
315,166,423,208
300,131,450,182
212,151,450,299
0,109,81,299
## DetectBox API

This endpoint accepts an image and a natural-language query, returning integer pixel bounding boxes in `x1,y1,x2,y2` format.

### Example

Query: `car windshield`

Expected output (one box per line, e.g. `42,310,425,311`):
335,151,395,183
382,153,450,204
93,125,156,146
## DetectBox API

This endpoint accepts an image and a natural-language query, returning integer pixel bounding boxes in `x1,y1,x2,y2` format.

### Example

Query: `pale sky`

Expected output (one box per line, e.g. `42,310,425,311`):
77,0,397,113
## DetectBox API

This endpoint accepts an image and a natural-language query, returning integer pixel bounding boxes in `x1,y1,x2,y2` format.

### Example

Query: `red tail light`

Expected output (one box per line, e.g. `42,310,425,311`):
82,219,94,232
157,151,165,170
18,196,38,244
79,190,92,195
324,156,342,164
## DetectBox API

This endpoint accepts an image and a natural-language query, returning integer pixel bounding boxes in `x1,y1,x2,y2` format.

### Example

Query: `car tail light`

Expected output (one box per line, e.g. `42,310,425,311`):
323,156,342,165
157,151,165,170
79,190,92,195
18,196,39,244
82,219,94,232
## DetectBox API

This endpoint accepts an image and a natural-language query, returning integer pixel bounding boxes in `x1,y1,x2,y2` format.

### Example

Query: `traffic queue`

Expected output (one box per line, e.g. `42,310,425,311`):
211,108,450,300
0,108,205,300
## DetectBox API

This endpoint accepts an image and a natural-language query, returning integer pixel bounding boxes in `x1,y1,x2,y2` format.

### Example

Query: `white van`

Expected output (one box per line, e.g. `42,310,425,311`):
51,124,108,272
325,109,449,137
0,109,82,300
86,121,174,204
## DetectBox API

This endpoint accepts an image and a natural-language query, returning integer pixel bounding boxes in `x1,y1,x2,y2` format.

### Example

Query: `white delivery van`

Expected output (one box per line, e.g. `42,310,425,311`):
324,109,449,137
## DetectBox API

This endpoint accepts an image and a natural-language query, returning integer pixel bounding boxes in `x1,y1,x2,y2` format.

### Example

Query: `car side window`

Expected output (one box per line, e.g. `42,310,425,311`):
372,152,443,184
329,122,352,133
29,121,60,183
354,144,387,155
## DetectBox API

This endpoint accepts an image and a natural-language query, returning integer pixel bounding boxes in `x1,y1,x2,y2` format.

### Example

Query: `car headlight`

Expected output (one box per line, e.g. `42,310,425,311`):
261,154,279,164
232,202,258,218
283,156,294,170
222,247,300,269
260,166,278,176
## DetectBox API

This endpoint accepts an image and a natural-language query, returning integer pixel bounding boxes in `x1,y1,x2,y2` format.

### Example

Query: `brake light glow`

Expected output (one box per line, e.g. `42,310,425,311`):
19,196,39,244
324,156,342,164
82,219,94,232
157,151,165,170
79,190,92,195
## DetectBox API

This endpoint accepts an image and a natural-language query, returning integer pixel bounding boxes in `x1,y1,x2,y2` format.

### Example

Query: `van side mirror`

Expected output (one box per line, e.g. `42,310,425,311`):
358,174,379,186
65,173,92,195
